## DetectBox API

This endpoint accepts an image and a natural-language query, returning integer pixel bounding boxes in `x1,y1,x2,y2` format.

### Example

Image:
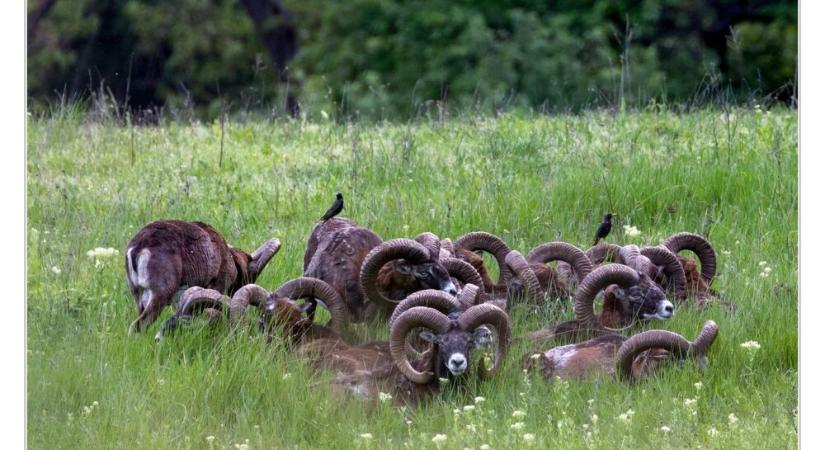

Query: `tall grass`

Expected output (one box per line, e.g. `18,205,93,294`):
27,107,797,449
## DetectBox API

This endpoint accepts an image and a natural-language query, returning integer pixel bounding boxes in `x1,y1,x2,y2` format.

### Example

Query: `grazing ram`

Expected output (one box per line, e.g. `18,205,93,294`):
303,217,457,323
124,219,280,333
524,320,719,381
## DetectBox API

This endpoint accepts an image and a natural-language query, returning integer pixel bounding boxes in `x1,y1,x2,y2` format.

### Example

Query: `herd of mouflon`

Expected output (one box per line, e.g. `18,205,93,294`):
124,194,722,405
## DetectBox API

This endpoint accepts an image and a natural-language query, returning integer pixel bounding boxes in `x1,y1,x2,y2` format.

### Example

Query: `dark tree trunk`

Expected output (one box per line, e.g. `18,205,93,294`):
27,0,59,42
239,0,300,117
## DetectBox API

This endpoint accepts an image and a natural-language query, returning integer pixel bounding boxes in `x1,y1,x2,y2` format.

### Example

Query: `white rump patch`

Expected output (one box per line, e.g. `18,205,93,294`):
544,343,578,370
136,249,152,288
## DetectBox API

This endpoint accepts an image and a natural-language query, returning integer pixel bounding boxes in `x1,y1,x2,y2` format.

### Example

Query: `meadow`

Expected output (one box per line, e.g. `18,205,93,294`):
27,107,798,449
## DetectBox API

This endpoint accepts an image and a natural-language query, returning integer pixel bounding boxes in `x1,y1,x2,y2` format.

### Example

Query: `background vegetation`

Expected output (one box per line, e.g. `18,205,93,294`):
28,0,797,119
27,107,797,448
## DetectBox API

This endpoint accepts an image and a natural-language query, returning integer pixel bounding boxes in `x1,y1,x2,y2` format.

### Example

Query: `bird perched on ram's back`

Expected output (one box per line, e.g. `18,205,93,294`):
321,193,344,221
593,213,613,246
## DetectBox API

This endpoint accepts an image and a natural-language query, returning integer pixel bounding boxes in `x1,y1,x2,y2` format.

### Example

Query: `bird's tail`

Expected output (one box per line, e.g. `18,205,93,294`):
592,237,600,246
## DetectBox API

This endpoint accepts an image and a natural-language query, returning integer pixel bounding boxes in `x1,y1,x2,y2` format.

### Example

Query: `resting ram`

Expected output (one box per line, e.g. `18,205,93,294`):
448,232,592,306
124,219,280,333
190,279,511,406
303,217,457,323
524,320,719,381
582,232,719,303
525,263,675,348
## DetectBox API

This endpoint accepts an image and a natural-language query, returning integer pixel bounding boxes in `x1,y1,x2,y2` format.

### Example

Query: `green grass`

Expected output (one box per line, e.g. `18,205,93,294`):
27,108,798,449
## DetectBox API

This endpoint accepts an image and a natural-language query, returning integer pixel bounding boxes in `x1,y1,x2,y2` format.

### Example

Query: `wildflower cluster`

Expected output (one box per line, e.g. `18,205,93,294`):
623,224,641,238
758,261,772,277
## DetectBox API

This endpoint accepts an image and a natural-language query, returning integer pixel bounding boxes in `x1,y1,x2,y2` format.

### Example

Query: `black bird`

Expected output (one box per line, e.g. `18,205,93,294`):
320,193,344,221
592,213,613,246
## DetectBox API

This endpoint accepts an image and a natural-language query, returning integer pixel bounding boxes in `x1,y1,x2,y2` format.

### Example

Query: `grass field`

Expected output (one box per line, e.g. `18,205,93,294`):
27,108,798,449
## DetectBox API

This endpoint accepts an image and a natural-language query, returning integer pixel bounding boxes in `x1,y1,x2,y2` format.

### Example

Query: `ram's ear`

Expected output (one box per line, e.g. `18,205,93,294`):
473,325,493,349
418,330,439,343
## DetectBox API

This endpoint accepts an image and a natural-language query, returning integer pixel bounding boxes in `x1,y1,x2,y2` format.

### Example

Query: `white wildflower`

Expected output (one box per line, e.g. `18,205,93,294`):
463,405,475,412
480,445,490,450
623,225,641,237
587,399,594,406
523,433,535,445
618,413,631,423
432,433,448,444
359,433,373,439
234,444,248,450
282,373,292,380
740,341,761,350
694,381,703,391
95,259,104,268
530,353,542,360
684,398,698,408
758,261,767,266
465,423,476,432
51,266,61,275
206,436,216,443
379,392,392,402
512,410,526,418
707,427,719,437
86,247,120,259
722,250,731,256
453,408,461,414
763,267,772,273
510,422,525,431
728,413,739,425
660,426,671,433
474,396,485,404
591,414,598,424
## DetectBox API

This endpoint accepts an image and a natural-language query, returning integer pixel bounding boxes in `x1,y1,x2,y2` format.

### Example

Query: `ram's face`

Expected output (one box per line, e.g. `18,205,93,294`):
259,298,311,336
397,262,457,295
419,326,492,377
614,279,674,321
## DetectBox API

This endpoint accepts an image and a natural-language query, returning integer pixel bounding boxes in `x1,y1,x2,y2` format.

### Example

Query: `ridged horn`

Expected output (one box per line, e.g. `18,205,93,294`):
229,284,271,325
574,264,640,334
455,231,514,285
619,245,644,269
641,245,687,297
439,238,455,256
689,320,719,357
389,307,451,384
505,250,542,304
441,257,484,289
527,241,593,282
415,232,442,261
388,290,461,329
586,243,624,265
273,277,347,334
662,232,717,284
248,238,281,279
457,303,511,379
359,238,431,308
615,329,691,381
457,283,481,309
178,287,229,316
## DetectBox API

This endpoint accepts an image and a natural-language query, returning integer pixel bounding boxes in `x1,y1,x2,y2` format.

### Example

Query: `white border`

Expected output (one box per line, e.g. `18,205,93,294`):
0,0,25,447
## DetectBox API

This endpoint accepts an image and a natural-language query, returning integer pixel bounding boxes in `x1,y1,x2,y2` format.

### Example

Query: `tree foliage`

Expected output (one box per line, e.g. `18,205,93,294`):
27,0,797,119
